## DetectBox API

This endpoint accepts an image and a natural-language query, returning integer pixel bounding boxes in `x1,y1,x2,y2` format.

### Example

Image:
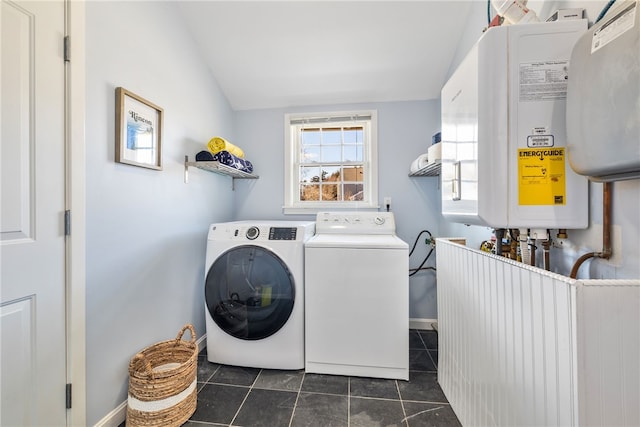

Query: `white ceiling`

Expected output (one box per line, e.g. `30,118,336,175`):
177,1,473,111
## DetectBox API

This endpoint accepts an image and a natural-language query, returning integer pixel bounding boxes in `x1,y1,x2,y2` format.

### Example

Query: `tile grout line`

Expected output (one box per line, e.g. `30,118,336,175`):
227,368,262,427
403,405,447,424
402,398,451,405
197,361,220,392
416,330,428,350
426,349,438,371
418,330,439,370
287,371,305,427
410,330,430,427
396,379,410,427
347,376,351,427
346,393,415,403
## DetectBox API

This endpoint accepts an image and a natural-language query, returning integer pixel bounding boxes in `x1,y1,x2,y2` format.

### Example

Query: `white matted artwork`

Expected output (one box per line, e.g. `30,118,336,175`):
115,87,163,170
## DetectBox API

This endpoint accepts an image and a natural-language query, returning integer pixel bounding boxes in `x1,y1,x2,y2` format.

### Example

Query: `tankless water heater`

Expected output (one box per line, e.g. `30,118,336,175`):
441,20,589,228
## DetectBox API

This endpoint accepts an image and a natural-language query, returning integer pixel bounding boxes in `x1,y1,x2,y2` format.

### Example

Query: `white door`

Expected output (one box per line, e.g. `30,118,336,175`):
1,0,68,425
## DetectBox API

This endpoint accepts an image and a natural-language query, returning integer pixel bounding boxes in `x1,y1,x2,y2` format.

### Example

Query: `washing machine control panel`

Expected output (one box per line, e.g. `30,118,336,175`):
315,212,396,234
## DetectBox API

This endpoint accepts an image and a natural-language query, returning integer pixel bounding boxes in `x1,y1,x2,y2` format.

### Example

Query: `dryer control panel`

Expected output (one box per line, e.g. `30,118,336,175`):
243,226,297,241
315,211,396,235
268,227,297,240
208,221,315,242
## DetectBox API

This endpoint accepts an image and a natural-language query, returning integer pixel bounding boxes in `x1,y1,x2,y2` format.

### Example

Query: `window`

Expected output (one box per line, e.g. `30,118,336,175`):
284,111,378,214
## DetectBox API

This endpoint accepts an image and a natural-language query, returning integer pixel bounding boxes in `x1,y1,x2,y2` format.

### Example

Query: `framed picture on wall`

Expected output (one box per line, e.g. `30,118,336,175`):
115,87,163,170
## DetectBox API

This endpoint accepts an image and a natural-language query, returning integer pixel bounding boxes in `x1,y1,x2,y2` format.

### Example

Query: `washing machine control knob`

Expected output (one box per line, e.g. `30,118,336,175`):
374,216,385,225
246,226,260,240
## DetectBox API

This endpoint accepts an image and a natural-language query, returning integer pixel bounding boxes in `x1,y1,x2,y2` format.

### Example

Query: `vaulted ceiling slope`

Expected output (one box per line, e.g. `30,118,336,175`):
177,1,473,110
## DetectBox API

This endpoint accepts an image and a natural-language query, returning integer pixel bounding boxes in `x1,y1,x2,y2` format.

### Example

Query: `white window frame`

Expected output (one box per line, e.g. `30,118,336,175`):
283,110,378,215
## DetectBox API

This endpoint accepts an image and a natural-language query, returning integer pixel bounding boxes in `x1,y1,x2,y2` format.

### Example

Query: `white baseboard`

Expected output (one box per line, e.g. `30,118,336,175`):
409,318,438,331
196,333,206,353
93,400,126,427
93,334,208,427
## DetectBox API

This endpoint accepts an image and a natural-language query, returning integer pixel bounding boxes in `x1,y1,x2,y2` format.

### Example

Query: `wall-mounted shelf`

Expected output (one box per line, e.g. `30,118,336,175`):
409,161,441,177
184,155,258,189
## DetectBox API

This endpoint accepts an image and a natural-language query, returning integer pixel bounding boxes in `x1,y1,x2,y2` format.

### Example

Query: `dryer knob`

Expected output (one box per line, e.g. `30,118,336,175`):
374,216,385,225
246,226,260,240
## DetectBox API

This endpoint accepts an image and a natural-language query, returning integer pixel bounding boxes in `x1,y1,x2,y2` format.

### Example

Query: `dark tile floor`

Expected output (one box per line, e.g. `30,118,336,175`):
123,330,461,427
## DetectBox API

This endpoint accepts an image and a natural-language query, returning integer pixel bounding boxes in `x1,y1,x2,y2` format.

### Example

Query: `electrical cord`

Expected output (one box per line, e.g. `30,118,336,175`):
595,0,617,24
409,247,435,277
487,0,492,25
409,230,432,256
409,230,435,277
410,266,437,273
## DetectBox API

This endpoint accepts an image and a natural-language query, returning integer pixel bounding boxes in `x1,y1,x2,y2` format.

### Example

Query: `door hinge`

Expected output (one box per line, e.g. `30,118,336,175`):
66,383,72,409
64,36,70,62
64,210,71,236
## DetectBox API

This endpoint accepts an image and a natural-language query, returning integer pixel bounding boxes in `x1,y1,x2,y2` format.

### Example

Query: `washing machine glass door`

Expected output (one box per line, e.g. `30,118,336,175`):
205,245,295,340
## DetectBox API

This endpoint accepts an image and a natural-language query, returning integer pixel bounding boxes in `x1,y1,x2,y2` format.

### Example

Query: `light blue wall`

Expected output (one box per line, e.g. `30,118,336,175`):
233,101,443,319
438,0,640,279
85,1,234,424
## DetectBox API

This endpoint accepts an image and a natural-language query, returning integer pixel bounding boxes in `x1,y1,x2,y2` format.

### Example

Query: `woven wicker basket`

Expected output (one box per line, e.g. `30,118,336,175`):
126,324,197,427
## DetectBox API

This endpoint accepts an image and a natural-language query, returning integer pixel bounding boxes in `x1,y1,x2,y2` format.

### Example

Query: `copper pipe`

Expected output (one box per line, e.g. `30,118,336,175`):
510,229,519,260
510,240,518,260
542,240,551,271
495,229,505,256
570,182,612,279
569,252,597,278
601,181,612,259
530,239,536,267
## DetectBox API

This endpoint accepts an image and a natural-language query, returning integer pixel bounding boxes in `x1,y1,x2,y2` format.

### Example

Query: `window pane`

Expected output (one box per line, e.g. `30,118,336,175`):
321,145,342,162
301,145,320,163
321,184,338,201
300,184,320,201
343,127,363,143
300,166,321,183
343,145,363,162
343,166,363,182
344,183,364,201
301,129,321,145
287,112,375,208
322,166,340,182
322,128,342,145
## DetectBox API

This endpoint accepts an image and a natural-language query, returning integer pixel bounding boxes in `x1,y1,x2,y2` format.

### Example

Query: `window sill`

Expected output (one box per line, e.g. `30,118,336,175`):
283,204,381,215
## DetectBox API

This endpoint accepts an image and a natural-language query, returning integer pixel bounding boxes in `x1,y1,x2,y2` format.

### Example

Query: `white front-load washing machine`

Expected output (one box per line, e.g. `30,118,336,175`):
204,220,314,369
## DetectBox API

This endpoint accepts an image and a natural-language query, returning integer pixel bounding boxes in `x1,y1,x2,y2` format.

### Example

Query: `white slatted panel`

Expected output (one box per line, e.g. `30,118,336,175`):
436,239,577,426
576,280,640,427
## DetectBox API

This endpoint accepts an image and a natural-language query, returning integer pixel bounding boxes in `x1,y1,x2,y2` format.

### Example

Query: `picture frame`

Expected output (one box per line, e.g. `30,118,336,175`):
115,87,163,170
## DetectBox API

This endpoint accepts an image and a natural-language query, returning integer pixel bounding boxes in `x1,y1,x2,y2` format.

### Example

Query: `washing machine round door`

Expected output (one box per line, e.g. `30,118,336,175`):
205,245,295,340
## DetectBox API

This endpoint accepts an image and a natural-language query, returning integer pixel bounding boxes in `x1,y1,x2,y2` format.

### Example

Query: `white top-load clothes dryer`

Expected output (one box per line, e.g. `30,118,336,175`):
205,220,315,370
304,212,409,380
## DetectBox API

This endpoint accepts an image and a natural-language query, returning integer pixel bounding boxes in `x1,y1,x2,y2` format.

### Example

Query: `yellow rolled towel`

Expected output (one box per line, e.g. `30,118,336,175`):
207,137,244,159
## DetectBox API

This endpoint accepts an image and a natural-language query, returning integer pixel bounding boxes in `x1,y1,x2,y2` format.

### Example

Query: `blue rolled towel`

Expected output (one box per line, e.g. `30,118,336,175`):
212,150,254,174
195,150,214,161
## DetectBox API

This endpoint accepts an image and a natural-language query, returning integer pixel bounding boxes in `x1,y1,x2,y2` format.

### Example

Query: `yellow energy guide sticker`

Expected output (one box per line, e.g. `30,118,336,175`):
518,148,566,205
